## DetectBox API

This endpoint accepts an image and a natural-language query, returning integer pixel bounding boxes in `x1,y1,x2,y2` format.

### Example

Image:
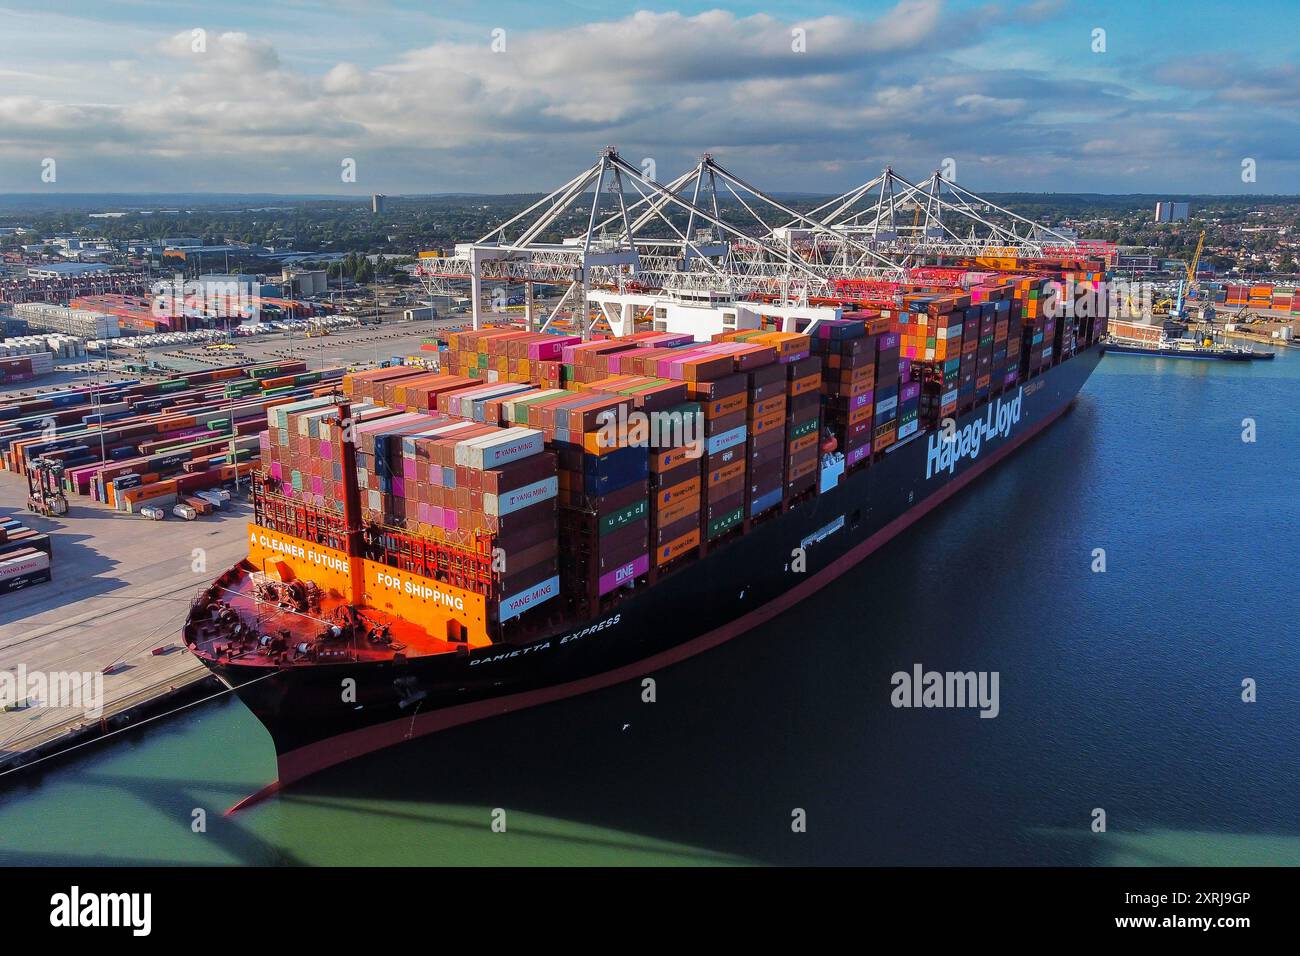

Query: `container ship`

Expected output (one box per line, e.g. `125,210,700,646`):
185,228,1110,800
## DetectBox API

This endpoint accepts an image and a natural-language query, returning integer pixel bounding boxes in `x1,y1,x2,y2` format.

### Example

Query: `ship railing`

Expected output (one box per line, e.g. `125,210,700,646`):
252,473,504,598
363,523,497,597
251,473,349,550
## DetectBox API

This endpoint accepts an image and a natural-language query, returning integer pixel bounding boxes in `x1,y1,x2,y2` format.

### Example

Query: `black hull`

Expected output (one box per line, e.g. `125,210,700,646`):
207,345,1103,789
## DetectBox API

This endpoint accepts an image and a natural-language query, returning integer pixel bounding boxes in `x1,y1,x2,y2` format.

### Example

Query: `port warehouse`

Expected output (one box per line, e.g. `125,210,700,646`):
231,261,1108,647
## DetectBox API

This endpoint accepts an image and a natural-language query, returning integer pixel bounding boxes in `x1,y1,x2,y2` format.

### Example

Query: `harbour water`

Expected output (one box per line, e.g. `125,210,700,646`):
1,347,1296,866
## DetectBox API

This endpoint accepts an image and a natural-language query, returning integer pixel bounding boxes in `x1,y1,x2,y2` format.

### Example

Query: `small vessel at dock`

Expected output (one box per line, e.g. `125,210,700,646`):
1105,337,1274,360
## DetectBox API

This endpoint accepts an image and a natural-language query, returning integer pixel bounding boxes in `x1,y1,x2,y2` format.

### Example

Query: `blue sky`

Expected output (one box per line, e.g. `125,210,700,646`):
1,0,1298,195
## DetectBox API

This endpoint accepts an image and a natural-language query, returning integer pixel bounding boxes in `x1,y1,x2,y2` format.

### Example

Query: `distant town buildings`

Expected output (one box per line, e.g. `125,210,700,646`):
372,194,386,214
1116,252,1161,273
1154,201,1190,223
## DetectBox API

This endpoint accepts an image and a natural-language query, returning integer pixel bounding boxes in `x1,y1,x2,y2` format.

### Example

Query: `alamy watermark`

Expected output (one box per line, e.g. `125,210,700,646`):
49,886,150,936
1043,278,1153,320
1,665,103,717
593,406,705,458
891,664,1000,718
151,274,261,322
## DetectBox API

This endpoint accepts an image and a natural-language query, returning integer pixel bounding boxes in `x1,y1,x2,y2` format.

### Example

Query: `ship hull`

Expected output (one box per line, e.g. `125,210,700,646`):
208,344,1103,795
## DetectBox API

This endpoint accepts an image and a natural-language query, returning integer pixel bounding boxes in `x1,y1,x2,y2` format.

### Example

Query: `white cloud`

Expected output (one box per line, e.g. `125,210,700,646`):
0,3,1293,193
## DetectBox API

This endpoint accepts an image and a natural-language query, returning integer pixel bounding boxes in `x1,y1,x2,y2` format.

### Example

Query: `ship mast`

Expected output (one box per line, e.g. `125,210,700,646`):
325,401,368,607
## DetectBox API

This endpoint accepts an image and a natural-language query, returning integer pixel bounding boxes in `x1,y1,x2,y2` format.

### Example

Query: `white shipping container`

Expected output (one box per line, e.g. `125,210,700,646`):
0,550,51,579
483,476,558,517
456,427,544,469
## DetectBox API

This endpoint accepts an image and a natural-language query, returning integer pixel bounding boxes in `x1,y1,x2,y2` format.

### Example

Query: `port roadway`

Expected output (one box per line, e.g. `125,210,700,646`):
0,474,247,771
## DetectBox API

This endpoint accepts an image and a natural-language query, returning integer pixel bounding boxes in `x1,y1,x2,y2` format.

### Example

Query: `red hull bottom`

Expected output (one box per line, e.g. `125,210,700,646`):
228,395,1076,814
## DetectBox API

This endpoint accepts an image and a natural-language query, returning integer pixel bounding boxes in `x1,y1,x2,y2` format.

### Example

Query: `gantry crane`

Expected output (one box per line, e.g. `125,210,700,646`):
414,148,1091,335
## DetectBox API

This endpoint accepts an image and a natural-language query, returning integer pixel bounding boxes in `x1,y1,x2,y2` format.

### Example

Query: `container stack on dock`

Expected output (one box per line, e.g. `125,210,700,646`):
13,303,119,340
70,294,175,334
0,516,52,595
0,351,54,384
1222,283,1298,315
1,334,83,360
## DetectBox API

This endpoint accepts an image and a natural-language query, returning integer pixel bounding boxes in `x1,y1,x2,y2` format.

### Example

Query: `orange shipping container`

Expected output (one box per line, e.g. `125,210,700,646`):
657,528,701,566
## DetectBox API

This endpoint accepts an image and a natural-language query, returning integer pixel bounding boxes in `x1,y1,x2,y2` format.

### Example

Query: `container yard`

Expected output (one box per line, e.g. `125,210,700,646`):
0,358,350,768
1220,282,1300,315
0,360,351,514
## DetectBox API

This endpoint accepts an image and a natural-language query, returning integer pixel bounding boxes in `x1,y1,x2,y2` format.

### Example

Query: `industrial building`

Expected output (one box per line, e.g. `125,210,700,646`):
1154,201,1190,223
281,268,328,297
25,263,111,279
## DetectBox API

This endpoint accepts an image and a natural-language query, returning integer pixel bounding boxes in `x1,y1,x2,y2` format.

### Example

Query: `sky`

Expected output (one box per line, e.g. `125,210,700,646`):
0,0,1298,196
